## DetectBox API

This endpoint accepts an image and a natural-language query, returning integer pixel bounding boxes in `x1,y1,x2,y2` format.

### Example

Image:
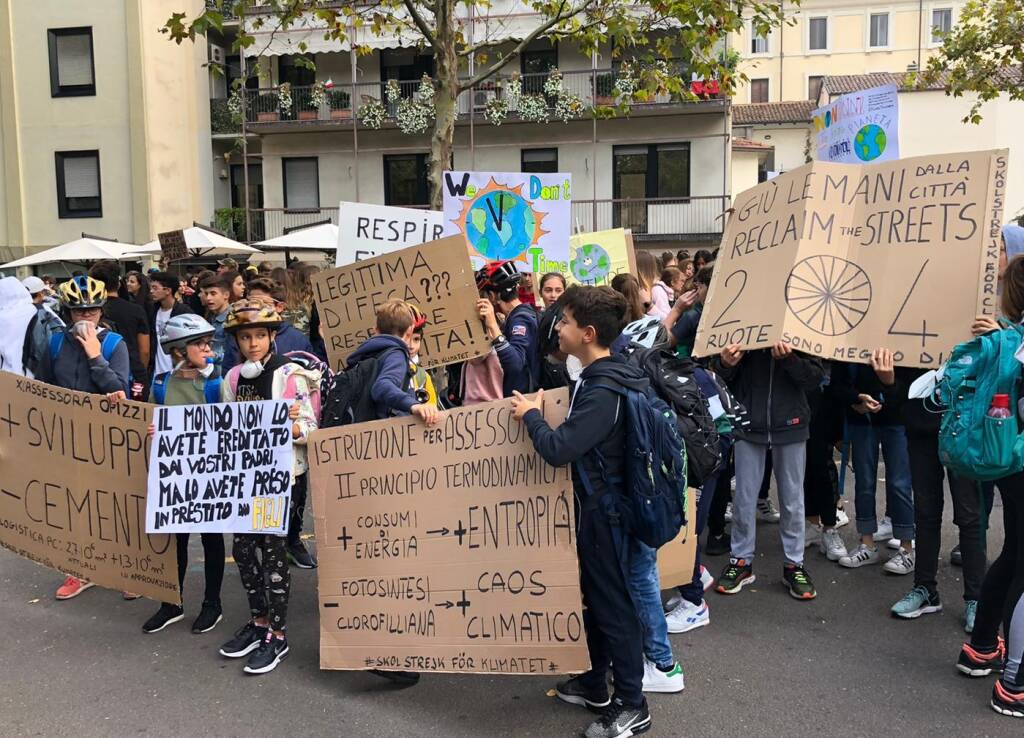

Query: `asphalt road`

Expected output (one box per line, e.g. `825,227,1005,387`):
1,485,1019,738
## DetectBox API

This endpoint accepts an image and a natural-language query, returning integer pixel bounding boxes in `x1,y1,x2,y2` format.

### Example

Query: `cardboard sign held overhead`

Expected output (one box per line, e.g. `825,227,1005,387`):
337,202,445,267
567,228,636,287
146,400,294,535
307,388,590,675
312,235,489,372
0,373,179,603
693,149,1007,369
442,171,571,274
158,230,189,263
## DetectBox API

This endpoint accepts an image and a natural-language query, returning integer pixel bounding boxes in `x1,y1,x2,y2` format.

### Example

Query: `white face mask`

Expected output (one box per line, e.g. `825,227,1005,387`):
198,358,216,378
239,359,265,379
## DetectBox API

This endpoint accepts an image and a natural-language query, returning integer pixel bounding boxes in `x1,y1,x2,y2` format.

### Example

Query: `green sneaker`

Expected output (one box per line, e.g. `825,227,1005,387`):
891,585,942,619
783,564,816,600
964,600,978,633
716,558,755,594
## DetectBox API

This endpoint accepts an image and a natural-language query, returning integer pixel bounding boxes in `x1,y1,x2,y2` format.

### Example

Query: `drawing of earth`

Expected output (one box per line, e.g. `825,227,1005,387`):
466,190,538,261
854,124,887,162
570,242,611,283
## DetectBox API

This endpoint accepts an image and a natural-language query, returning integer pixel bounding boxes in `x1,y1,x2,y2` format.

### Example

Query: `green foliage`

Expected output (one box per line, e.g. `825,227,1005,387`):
327,88,350,109
215,207,247,241
210,97,239,134
922,0,1024,123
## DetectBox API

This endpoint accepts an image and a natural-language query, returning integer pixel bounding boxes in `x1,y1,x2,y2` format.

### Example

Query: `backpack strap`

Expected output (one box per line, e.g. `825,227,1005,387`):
49,332,65,363
226,365,241,398
152,372,170,405
204,376,222,404
100,331,123,361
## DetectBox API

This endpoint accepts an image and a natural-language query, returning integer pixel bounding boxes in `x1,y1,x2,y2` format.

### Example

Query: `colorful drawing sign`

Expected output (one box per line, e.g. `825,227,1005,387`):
812,83,899,164
442,171,571,274
567,228,636,286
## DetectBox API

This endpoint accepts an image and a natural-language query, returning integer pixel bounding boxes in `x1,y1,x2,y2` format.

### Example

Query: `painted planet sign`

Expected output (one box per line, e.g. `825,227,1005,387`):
812,83,899,165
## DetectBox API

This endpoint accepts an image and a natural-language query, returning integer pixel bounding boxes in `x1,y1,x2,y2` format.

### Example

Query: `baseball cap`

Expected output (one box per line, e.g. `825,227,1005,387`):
217,257,239,270
22,276,46,294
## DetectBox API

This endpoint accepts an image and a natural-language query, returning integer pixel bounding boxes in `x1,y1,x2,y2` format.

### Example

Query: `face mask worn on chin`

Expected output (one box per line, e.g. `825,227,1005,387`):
239,359,265,379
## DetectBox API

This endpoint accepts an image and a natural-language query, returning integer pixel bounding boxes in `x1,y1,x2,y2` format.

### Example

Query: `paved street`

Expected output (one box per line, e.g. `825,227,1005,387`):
1,487,1019,738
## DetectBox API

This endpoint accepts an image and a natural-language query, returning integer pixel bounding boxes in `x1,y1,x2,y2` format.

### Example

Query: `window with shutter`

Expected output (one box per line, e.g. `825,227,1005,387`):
931,9,952,43
48,28,95,97
521,148,559,174
55,151,102,218
283,158,320,211
869,13,889,47
809,17,828,51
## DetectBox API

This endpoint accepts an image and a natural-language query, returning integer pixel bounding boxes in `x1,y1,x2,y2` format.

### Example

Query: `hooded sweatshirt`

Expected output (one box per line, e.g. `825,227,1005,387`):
496,303,540,397
1004,224,1024,263
0,276,36,376
347,334,415,419
524,354,649,506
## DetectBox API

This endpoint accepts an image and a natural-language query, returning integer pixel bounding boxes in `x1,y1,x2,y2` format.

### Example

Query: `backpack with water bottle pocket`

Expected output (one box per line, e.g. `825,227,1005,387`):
937,323,1024,481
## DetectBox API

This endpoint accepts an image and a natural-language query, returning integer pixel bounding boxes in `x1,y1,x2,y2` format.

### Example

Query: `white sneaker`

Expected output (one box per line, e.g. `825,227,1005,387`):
887,538,915,551
835,506,850,528
641,658,685,693
839,543,880,568
700,565,714,592
872,516,894,542
805,523,823,548
664,593,682,613
724,502,733,522
665,598,710,634
757,498,781,522
883,549,916,575
820,528,848,561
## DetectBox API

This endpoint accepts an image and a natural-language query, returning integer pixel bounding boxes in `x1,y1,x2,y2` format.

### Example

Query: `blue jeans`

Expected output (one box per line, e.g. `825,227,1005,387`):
848,423,915,540
627,539,673,668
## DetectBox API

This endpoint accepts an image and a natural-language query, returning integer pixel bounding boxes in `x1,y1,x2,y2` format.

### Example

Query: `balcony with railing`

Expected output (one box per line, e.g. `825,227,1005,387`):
232,195,727,244
211,69,724,133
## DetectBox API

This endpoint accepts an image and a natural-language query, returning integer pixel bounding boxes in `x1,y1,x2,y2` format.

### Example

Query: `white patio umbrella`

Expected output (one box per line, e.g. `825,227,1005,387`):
1,237,139,269
255,222,339,252
127,224,262,259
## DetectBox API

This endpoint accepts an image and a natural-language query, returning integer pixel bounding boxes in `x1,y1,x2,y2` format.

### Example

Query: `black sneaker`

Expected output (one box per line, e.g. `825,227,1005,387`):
957,637,1006,677
715,558,755,594
286,539,317,569
783,563,817,600
555,675,611,712
191,600,223,634
369,669,421,686
950,544,963,567
243,632,289,674
142,603,184,634
991,680,1024,718
704,531,730,556
219,621,268,658
584,697,651,738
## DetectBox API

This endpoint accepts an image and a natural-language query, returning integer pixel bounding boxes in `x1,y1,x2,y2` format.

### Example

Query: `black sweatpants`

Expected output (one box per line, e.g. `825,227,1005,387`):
804,423,838,528
708,449,734,537
233,534,290,631
287,473,308,545
171,532,225,606
576,495,644,708
907,433,987,601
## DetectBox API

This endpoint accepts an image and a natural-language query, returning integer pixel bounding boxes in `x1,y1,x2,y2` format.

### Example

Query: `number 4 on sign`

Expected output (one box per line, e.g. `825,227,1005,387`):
888,260,939,347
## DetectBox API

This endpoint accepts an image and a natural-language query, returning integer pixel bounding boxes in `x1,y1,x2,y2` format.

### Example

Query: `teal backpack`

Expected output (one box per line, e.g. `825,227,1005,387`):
937,325,1024,481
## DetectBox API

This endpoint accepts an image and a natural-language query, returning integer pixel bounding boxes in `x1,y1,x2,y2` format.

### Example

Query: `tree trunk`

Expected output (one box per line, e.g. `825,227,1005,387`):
428,0,458,210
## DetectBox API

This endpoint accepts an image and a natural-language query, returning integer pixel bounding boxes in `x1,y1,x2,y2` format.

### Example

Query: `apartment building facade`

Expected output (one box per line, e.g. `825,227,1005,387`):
0,0,214,264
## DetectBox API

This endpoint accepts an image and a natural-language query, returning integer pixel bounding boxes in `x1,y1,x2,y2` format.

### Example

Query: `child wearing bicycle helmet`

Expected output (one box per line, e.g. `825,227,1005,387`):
137,314,227,637
475,260,540,397
406,303,438,407
217,299,321,676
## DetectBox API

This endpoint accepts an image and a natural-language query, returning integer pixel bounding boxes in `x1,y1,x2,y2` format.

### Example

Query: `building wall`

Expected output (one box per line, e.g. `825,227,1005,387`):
733,0,963,103
731,149,763,195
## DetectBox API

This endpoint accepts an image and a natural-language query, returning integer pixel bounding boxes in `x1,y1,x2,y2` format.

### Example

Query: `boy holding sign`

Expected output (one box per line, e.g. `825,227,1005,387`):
217,299,321,675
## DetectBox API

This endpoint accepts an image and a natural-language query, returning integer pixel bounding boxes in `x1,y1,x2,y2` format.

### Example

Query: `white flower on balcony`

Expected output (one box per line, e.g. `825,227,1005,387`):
358,98,387,129
309,81,327,109
484,97,508,126
277,82,293,113
555,92,585,123
518,94,549,123
543,70,564,97
385,78,402,104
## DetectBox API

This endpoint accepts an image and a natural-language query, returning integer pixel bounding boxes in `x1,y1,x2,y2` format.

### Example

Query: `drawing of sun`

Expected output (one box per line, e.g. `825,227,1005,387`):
455,179,547,263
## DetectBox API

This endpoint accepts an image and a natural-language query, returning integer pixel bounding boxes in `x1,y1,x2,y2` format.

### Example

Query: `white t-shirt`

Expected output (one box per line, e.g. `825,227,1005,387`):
154,307,173,375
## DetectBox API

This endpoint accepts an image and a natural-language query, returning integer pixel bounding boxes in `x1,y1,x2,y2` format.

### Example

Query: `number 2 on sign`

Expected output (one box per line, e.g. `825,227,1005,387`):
710,269,748,329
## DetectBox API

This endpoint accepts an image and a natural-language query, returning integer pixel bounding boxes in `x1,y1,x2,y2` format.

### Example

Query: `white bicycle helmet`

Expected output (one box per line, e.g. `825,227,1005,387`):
160,314,216,352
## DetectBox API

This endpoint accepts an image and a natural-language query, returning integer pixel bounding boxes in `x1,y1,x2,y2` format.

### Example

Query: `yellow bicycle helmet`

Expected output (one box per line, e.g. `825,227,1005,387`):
58,275,107,309
225,298,282,333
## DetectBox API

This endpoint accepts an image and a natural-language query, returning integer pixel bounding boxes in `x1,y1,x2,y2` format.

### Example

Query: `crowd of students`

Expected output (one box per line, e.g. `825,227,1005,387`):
0,230,1023,735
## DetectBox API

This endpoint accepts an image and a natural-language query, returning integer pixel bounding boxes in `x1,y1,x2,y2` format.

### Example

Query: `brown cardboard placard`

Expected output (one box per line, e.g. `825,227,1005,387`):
307,388,590,674
312,235,490,372
0,373,179,602
157,229,189,263
657,489,698,590
693,149,1008,368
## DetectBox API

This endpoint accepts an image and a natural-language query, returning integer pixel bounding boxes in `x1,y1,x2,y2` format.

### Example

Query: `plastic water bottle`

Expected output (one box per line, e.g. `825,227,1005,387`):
988,393,1012,419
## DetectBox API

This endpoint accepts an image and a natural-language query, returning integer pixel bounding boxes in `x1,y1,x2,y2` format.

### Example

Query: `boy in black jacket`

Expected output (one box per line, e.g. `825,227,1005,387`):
512,285,651,738
713,342,826,600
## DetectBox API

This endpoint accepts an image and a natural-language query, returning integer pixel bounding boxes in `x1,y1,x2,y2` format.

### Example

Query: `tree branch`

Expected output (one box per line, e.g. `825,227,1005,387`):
461,0,598,89
401,0,439,49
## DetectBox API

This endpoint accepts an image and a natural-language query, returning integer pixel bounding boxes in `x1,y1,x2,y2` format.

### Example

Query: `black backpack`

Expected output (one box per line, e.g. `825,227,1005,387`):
320,348,411,428
624,346,722,487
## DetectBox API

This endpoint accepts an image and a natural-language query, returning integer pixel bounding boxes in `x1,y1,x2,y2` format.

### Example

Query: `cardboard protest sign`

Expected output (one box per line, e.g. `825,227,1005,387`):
0,373,179,602
146,400,293,535
308,388,590,675
337,202,444,266
158,230,189,263
658,490,697,590
567,228,636,286
312,235,489,372
693,150,1007,368
442,170,571,274
813,83,899,164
